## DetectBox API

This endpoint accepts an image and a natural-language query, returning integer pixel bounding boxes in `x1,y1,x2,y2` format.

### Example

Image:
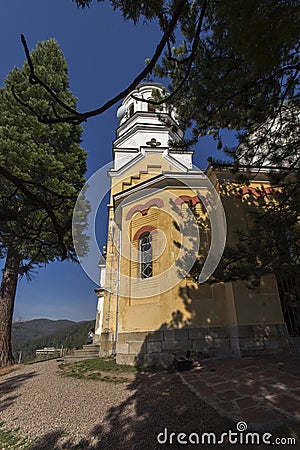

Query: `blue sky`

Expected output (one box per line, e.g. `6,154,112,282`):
1,1,234,322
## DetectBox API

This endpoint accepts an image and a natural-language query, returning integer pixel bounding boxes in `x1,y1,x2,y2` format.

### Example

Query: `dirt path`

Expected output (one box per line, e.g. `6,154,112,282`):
0,359,230,449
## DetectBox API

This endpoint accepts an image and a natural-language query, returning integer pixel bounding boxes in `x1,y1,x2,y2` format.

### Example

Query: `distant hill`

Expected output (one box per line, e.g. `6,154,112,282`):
12,319,95,361
12,318,76,346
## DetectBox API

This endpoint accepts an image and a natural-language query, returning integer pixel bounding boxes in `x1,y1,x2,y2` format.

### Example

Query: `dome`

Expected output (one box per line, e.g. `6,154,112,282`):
117,105,127,121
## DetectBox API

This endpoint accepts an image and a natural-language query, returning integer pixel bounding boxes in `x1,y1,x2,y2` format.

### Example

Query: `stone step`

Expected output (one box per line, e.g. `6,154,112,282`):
82,344,100,351
67,351,99,357
74,349,99,354
60,344,100,363
65,353,99,358
62,355,99,363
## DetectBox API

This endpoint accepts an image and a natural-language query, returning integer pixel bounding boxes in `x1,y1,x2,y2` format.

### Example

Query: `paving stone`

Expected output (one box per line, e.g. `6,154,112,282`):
218,400,236,412
240,407,285,425
211,369,233,375
182,373,201,384
213,381,236,392
243,366,265,373
275,375,300,385
231,376,254,386
232,361,255,369
234,366,258,374
218,390,243,401
255,370,279,379
258,377,277,385
269,394,300,414
236,397,258,410
190,383,215,397
200,368,217,375
205,376,226,385
189,377,205,386
239,383,263,395
180,355,300,431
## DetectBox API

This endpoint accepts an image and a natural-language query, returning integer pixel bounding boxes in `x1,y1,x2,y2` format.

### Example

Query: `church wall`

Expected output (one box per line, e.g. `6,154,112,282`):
114,275,288,366
215,175,288,355
96,83,289,365
110,152,182,197
113,176,288,365
233,275,284,325
102,177,288,364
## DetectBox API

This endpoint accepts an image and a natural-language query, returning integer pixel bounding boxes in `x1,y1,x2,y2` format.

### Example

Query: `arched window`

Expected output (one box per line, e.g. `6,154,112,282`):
139,232,152,279
128,103,134,117
147,102,156,113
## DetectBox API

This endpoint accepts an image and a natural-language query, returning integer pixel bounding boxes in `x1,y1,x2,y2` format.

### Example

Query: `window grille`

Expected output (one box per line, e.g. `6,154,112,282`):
139,232,152,279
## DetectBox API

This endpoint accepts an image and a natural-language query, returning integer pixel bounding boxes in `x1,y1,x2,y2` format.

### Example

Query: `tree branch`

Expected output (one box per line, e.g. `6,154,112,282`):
0,166,67,258
17,0,188,124
20,34,78,116
132,0,209,106
13,176,77,200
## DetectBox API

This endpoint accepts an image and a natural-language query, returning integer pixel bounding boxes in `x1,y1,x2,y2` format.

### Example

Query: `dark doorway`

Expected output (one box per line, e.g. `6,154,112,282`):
276,270,300,336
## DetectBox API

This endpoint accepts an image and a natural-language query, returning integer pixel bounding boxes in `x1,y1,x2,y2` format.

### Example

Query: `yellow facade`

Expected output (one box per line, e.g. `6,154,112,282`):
95,83,289,366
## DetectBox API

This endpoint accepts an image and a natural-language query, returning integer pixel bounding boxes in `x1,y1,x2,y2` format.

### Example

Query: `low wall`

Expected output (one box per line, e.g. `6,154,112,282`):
107,323,289,366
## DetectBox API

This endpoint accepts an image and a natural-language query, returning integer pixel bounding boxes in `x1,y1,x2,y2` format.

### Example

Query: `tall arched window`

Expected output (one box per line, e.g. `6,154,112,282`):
128,103,134,117
147,101,156,113
139,232,152,279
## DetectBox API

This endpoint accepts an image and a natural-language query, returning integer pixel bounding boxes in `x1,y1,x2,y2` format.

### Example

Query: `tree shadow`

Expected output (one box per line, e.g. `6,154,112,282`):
29,370,232,450
5,171,299,448
170,170,299,289
166,175,299,352
0,371,37,412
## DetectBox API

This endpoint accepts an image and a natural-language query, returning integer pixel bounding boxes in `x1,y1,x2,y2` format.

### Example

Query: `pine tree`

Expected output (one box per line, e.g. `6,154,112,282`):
0,39,87,367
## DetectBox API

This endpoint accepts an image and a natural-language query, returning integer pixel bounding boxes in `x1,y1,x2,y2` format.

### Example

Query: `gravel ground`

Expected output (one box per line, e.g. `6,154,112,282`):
0,360,230,449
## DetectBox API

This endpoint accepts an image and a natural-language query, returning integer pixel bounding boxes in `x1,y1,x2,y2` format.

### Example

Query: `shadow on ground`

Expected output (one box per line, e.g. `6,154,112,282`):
29,371,233,450
0,371,37,412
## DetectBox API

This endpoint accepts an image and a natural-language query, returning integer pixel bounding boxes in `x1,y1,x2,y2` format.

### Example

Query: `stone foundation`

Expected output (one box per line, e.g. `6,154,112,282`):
97,323,289,367
97,331,115,356
236,323,290,355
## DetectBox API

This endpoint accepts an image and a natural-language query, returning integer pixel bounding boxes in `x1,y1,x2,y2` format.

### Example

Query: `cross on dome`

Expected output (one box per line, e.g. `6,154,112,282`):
146,138,161,147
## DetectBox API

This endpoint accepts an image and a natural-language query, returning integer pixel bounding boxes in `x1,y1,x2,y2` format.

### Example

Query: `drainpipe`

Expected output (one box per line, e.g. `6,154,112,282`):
114,228,121,356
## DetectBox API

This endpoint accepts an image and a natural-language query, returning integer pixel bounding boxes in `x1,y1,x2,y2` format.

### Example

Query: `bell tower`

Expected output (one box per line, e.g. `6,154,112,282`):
96,82,194,358
112,82,193,172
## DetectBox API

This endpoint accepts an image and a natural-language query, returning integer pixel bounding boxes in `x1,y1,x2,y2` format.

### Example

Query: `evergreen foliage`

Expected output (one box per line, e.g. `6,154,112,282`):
0,39,88,267
211,173,300,287
12,320,95,362
73,1,299,162
8,3,298,289
0,39,88,367
173,169,300,287
74,1,299,287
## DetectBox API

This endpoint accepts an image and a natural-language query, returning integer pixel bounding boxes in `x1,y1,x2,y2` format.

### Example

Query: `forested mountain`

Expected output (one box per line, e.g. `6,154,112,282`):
12,319,95,361
12,319,76,346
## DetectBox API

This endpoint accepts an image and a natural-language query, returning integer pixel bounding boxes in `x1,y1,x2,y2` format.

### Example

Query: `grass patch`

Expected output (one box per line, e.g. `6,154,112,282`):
58,357,137,383
0,423,32,450
138,365,176,374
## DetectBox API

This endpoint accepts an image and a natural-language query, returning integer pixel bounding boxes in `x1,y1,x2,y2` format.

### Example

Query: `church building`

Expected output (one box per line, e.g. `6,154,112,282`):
94,82,291,366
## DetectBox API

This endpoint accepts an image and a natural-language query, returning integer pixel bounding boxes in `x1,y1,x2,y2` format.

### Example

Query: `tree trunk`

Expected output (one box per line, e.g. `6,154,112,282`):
0,246,20,367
